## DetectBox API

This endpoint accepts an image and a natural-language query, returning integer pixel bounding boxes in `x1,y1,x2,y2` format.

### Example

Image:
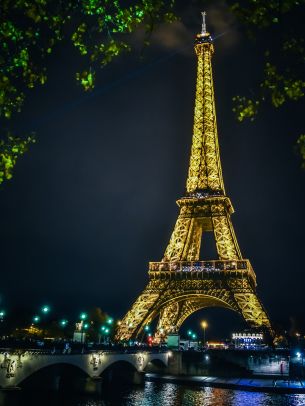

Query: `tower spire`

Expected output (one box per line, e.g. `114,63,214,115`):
186,11,223,195
201,11,207,35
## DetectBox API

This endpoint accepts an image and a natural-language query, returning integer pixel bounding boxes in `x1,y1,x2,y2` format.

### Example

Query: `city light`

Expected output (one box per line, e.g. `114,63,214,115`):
144,325,150,332
296,352,302,359
60,319,68,327
201,321,208,347
107,317,113,324
80,312,87,320
201,321,208,329
187,330,192,336
83,323,89,330
41,305,50,314
0,310,5,318
33,315,40,323
101,326,106,331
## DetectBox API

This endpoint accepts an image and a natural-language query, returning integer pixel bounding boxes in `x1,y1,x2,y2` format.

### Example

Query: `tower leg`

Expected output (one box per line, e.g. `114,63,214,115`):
234,292,271,330
212,215,241,260
115,280,170,341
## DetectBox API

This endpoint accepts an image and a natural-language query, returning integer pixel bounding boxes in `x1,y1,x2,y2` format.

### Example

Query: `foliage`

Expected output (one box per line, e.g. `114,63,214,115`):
0,134,35,185
86,307,112,342
0,0,177,185
228,0,305,166
1,0,304,179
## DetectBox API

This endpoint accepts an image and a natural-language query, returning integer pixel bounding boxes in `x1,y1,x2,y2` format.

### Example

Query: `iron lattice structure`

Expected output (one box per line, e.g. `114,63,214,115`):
115,27,272,342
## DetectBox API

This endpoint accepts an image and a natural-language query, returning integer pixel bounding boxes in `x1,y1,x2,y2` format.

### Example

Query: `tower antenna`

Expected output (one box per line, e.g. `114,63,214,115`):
201,11,207,35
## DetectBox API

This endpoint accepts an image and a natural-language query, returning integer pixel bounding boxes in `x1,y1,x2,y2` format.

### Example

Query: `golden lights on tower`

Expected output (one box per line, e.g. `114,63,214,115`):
115,13,272,342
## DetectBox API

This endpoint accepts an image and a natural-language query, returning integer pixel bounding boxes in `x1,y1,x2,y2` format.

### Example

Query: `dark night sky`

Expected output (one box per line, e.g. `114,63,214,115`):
0,4,304,338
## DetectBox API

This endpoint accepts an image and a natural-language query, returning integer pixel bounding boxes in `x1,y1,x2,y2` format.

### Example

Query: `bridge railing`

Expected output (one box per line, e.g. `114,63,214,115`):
0,346,168,356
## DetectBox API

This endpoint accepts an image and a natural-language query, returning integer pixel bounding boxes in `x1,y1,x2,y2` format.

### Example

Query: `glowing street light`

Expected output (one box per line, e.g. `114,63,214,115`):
33,315,40,323
83,323,89,330
0,310,5,320
144,325,150,332
60,319,68,327
187,330,192,336
107,317,113,324
201,320,208,347
41,305,50,314
80,312,87,321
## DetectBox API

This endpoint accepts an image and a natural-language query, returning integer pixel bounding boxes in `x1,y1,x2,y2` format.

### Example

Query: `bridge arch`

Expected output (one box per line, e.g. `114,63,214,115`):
100,360,140,385
144,357,167,373
18,362,89,390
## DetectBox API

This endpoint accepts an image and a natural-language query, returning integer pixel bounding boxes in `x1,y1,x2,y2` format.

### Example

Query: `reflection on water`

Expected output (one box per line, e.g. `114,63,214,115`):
1,382,305,406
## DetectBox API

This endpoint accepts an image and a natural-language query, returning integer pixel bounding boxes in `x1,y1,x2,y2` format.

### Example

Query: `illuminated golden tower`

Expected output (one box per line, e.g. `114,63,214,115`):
115,12,272,341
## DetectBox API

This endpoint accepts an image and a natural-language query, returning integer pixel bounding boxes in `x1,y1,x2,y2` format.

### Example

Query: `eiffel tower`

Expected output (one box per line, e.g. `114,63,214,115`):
115,13,272,341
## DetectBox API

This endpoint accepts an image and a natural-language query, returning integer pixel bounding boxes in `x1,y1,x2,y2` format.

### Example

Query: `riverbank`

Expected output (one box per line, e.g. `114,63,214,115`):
145,373,305,394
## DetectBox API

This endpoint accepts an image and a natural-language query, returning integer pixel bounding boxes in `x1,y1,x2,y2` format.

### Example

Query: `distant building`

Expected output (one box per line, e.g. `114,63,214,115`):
206,341,228,349
232,332,264,349
179,339,199,351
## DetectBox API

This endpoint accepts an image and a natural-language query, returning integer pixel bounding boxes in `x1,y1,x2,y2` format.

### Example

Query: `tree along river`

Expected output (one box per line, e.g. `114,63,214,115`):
1,381,305,406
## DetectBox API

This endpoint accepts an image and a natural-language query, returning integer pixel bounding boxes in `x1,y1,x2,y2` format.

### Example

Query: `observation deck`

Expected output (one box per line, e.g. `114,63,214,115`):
149,260,256,286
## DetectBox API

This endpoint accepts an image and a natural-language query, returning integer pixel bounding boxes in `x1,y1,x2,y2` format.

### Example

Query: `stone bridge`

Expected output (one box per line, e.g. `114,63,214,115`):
0,349,169,391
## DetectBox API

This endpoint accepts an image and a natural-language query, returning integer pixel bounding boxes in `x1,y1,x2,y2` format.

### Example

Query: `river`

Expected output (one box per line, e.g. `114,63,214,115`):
1,381,305,405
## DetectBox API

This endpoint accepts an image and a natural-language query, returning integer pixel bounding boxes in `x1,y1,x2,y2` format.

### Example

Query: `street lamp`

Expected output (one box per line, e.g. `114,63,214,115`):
79,313,88,344
201,321,208,348
41,305,50,314
60,319,68,327
0,310,5,339
80,312,87,321
33,315,40,324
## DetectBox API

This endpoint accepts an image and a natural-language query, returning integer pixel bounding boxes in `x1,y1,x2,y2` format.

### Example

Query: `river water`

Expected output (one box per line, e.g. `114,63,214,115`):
1,381,305,406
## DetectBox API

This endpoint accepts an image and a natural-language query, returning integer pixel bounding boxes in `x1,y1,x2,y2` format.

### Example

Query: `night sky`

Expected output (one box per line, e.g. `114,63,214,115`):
1,3,304,338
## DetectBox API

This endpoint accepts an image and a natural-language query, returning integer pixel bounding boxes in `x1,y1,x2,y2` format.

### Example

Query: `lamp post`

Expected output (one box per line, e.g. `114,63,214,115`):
41,305,50,314
60,319,68,327
79,312,87,344
33,315,40,324
201,321,208,348
100,325,110,344
0,310,5,339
